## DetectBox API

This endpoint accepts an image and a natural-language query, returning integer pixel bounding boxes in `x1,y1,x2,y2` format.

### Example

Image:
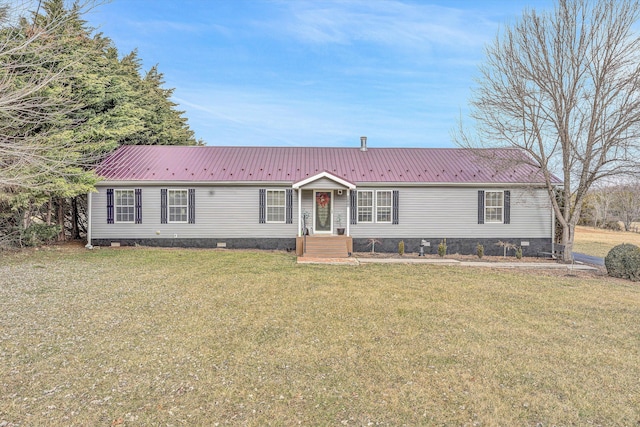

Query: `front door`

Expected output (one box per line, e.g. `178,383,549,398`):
314,191,332,233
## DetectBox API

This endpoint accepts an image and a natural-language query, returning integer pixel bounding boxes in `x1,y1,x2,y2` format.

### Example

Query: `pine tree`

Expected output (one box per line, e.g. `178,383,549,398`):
0,0,198,246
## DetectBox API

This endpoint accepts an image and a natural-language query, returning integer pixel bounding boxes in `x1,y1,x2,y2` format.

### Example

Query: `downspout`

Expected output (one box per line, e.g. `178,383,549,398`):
85,191,93,249
551,196,555,254
346,189,350,237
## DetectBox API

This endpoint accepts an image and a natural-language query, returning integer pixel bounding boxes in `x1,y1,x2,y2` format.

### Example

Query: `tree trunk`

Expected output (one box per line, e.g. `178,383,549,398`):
46,197,52,226
57,198,66,241
561,222,575,262
22,209,30,231
71,197,80,240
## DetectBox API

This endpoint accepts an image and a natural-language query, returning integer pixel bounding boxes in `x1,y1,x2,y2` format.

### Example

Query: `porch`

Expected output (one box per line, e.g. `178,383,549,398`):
293,171,356,240
296,235,353,258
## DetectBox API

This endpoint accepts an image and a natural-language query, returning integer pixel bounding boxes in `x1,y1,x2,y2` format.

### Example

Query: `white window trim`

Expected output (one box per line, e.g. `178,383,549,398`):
375,190,393,224
485,190,504,224
266,189,286,224
168,189,189,224
357,190,374,223
114,189,135,223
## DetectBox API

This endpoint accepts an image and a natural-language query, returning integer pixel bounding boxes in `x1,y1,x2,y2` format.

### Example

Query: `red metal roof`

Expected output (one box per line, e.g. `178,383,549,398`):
96,145,554,184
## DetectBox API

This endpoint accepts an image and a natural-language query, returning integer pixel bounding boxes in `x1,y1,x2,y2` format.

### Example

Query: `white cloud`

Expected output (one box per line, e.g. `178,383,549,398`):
267,0,498,50
173,85,446,147
112,18,230,38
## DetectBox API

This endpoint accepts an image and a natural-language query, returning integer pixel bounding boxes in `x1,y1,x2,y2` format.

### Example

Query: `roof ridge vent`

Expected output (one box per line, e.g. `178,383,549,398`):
360,136,367,151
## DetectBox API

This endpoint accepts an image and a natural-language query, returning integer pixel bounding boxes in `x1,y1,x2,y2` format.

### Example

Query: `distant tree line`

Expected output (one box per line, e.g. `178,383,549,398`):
580,181,640,232
0,0,198,248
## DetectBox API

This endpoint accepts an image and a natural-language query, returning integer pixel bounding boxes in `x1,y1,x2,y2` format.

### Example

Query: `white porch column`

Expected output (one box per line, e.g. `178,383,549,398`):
346,189,350,237
297,188,302,237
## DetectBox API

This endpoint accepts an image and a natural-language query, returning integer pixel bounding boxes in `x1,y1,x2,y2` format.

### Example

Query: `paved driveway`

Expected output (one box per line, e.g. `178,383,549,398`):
573,252,605,266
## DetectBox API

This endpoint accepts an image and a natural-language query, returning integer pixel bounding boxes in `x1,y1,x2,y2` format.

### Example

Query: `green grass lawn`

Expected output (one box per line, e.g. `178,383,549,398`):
1,247,639,425
574,225,640,258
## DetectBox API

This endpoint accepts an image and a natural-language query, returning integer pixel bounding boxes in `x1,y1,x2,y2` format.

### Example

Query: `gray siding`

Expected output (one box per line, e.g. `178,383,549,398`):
350,187,551,239
301,190,313,224
92,185,551,242
92,185,298,240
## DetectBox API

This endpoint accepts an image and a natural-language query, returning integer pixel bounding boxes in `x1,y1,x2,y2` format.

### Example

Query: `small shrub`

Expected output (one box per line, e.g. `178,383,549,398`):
476,244,484,259
398,240,405,256
605,243,640,281
21,224,61,247
627,252,640,282
515,246,523,259
438,239,447,258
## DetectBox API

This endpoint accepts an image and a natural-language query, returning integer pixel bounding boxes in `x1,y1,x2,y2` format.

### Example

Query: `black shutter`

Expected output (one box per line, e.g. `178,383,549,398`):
259,189,266,223
285,189,293,224
504,190,510,224
392,190,399,225
350,190,358,225
106,188,114,224
135,188,142,224
188,188,195,224
161,189,167,224
478,190,485,224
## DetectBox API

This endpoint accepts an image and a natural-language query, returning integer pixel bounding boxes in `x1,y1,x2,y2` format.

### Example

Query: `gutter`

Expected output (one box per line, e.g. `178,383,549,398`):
95,180,553,188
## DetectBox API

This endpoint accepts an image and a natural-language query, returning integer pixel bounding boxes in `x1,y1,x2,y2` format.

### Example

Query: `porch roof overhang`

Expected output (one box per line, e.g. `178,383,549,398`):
292,171,356,190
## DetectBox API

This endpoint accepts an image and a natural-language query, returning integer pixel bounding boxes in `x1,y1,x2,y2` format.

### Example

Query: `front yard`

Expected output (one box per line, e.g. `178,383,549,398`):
574,225,640,258
1,247,639,425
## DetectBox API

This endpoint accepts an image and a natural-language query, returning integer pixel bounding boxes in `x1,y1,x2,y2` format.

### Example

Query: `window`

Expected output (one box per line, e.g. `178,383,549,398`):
357,190,373,222
485,191,504,223
355,190,398,224
115,190,135,223
168,189,189,223
266,190,286,223
376,191,392,223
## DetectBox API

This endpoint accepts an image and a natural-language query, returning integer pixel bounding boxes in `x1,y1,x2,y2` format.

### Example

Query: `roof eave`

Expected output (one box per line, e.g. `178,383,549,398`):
292,171,356,190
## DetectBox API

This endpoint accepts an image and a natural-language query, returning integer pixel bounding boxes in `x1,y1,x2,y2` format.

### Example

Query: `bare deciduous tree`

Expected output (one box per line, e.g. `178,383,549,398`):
587,185,614,228
611,182,640,232
455,0,640,261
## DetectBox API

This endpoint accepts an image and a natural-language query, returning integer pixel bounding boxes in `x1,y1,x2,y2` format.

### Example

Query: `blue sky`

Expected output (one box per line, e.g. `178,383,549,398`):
85,0,553,148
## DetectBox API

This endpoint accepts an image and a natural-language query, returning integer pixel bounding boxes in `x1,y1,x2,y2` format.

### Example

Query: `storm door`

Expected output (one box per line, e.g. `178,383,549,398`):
314,191,333,233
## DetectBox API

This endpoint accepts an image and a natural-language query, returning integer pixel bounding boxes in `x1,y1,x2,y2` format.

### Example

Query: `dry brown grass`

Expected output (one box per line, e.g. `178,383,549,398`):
574,225,640,257
1,246,639,425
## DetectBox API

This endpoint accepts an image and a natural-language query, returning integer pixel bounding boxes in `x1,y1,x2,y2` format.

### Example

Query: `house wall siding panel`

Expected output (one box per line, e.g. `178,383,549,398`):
92,185,298,239
91,185,551,242
349,187,551,239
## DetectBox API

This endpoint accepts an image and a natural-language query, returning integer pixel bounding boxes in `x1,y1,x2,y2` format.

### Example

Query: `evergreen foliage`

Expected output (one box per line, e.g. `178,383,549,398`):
605,244,640,281
0,0,198,247
438,239,447,258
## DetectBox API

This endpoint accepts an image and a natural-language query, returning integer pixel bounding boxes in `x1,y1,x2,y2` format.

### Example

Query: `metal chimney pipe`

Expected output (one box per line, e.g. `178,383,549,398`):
360,136,367,151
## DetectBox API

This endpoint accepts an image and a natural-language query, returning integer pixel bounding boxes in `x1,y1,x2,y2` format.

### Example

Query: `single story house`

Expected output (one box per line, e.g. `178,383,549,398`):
87,138,559,256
